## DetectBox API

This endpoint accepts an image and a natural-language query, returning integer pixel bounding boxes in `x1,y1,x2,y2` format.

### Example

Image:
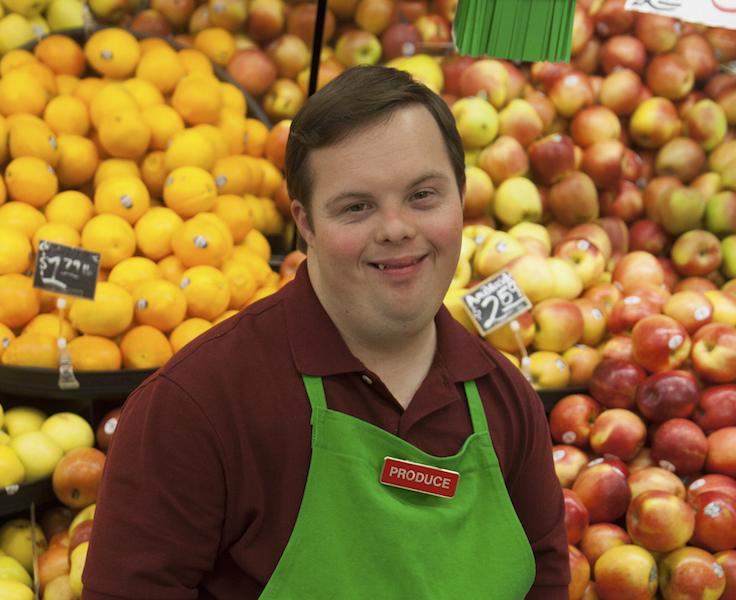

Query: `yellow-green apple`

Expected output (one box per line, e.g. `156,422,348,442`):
635,12,679,53
612,250,666,292
691,322,736,383
527,350,571,390
546,171,599,228
261,78,305,121
527,133,576,186
548,70,595,119
684,100,728,153
626,489,695,553
472,230,526,279
333,29,382,68
629,219,671,257
723,236,736,281
645,53,695,101
226,48,278,97
705,191,736,238
598,335,634,362
264,34,310,80
573,297,608,346
443,287,478,334
629,96,682,149
670,230,722,278
553,444,590,488
704,290,736,327
523,87,557,133
563,344,603,387
483,310,534,353
580,522,631,573
593,544,658,600
564,487,590,545
688,474,736,503
554,238,607,289
545,257,584,300
458,58,508,109
643,176,683,222
504,253,554,304
689,490,736,553
628,466,687,501
655,137,707,184
569,105,621,148
477,135,529,185
630,314,692,373
508,222,551,253
588,358,647,410
413,12,451,47
674,32,718,83
606,295,660,336
569,544,591,600
596,216,630,255
635,369,699,423
599,34,647,75
674,276,719,294
353,0,391,35
693,384,736,434
572,456,632,523
591,0,636,37
491,176,542,228
651,417,709,476
706,427,736,479
497,98,544,149
462,165,494,220
658,546,727,600
450,95,498,149
599,68,643,116
531,298,584,353
662,290,713,334
715,550,736,600
600,180,645,225
589,407,647,461
549,393,604,448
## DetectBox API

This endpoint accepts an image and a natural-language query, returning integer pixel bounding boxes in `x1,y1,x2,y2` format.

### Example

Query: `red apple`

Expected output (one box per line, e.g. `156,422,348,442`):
606,295,660,336
628,219,671,258
599,34,647,75
564,488,590,545
691,322,736,384
529,60,574,93
646,53,695,101
476,135,529,186
635,369,699,422
650,417,709,476
531,297,584,353
630,314,692,373
589,358,647,410
598,335,635,363
438,52,475,96
589,407,647,462
715,549,736,600
689,490,736,553
527,133,576,186
547,171,599,228
693,384,736,434
570,3,595,57
599,68,643,116
563,344,603,387
635,12,680,54
459,58,509,109
658,546,727,600
67,518,94,557
226,48,278,97
37,545,71,596
130,8,173,36
674,32,719,83
627,489,695,553
288,2,336,45
600,180,645,225
593,544,658,600
579,522,631,572
596,216,629,254
548,70,596,119
590,0,635,37
662,290,713,335
706,427,736,479
572,457,632,523
573,297,609,347
612,250,665,293
569,543,592,600
674,277,719,294
628,465,687,500
580,139,629,189
688,474,736,503
549,393,605,448
670,230,723,278
246,0,286,45
553,444,591,488
553,238,607,289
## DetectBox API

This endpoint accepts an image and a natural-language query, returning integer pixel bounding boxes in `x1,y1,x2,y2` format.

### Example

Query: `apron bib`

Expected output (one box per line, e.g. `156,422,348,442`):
258,375,535,599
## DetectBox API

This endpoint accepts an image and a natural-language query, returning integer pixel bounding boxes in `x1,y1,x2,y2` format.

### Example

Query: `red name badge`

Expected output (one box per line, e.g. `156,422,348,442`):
380,457,460,499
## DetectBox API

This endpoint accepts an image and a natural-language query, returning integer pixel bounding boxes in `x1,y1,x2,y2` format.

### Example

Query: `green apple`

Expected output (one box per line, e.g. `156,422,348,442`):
45,0,85,31
705,191,736,238
657,186,706,235
40,412,95,454
721,234,736,280
9,431,63,483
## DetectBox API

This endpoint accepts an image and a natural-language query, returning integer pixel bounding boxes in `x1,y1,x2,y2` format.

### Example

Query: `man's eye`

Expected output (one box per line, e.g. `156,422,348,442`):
414,190,432,200
347,203,367,212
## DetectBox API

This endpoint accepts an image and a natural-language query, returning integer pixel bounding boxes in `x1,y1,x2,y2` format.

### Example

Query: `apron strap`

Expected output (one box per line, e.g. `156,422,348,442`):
302,374,327,411
464,380,490,435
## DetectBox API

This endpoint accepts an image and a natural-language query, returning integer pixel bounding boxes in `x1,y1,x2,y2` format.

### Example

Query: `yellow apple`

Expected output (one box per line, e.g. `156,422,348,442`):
443,287,477,334
0,446,24,488
547,257,584,301
508,222,552,253
472,231,526,279
492,176,543,228
3,406,47,438
9,431,63,483
40,412,95,454
0,518,48,575
0,555,33,587
528,350,571,390
68,541,88,599
0,580,34,600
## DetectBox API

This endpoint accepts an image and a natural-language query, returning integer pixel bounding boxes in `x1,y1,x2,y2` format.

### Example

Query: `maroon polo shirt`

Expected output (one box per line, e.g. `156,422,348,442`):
82,262,570,600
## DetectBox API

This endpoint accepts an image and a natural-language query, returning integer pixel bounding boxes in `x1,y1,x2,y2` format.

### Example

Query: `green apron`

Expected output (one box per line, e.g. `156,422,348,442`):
258,375,536,599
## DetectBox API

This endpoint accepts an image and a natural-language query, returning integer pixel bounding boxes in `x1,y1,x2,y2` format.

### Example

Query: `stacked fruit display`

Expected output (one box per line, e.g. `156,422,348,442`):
0,27,303,373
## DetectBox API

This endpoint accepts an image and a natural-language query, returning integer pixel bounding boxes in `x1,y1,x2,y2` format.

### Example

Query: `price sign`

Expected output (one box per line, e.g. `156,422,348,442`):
624,0,736,30
461,270,532,336
33,241,100,299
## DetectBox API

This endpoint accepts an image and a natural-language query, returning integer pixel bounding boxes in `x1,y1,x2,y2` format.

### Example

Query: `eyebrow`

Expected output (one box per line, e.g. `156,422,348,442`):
324,171,453,209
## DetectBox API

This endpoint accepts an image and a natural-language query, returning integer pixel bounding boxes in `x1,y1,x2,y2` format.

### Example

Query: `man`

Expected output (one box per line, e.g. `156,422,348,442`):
82,65,570,599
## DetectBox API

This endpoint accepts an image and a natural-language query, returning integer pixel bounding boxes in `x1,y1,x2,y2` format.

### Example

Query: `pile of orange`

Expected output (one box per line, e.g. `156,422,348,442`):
0,28,302,372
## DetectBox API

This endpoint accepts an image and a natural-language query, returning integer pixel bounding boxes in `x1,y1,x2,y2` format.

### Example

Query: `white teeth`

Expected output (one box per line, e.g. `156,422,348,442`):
376,259,419,270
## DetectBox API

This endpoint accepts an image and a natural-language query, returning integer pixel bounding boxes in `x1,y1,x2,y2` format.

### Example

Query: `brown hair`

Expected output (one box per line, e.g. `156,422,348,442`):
284,65,466,253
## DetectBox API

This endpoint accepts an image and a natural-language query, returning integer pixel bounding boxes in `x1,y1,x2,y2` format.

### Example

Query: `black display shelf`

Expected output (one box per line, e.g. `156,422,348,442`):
0,477,56,518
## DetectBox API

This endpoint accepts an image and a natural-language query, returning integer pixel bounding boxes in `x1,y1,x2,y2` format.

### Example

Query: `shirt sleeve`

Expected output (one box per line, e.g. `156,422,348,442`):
82,374,229,600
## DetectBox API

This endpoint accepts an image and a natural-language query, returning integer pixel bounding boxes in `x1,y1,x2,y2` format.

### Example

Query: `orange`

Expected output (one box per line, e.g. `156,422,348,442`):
170,74,223,125
0,322,16,360
93,158,141,188
119,324,173,369
217,107,248,155
192,124,228,162
139,150,168,198
88,82,139,130
209,155,253,196
164,127,216,172
4,157,58,207
0,178,6,206
73,77,107,105
132,278,187,332
212,194,253,242
33,34,86,76
0,69,47,117
94,174,151,224
14,61,58,98
212,309,238,325
22,313,78,342
228,246,273,287
256,159,284,198
219,82,246,115
0,273,41,329
0,332,59,369
240,227,272,262
141,104,185,151
81,214,137,269
138,37,171,55
43,95,91,137
168,317,212,353
0,200,47,239
54,134,99,190
178,264,230,319
241,193,267,232
7,114,60,168
66,334,122,371
120,77,165,110
264,119,291,170
0,226,33,275
162,165,218,218
135,45,186,94
44,191,95,233
68,281,134,338
107,256,162,295
177,48,214,76
157,254,187,284
0,49,37,76
242,118,269,158
31,222,81,253
97,108,152,160
55,74,80,96
171,212,233,268
84,27,141,79
220,258,258,309
193,27,236,67
134,206,184,261
259,199,285,236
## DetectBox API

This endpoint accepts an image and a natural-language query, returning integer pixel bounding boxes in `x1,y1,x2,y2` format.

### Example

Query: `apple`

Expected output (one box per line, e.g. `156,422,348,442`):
333,29,382,68
492,176,542,228
644,176,684,223
504,253,555,305
38,545,71,596
497,98,544,149
553,238,607,289
264,34,310,80
580,139,629,189
569,543,592,600
508,222,551,253
710,140,736,175
529,60,574,93
288,2,336,45
67,518,93,557
579,522,631,573
39,506,73,542
599,34,647,75
635,369,699,422
650,417,709,476
591,0,635,37
596,216,629,255
635,12,680,54
689,490,736,553
547,171,599,228
530,297,584,353
431,0,457,24
51,446,106,509
570,3,594,57
693,385,736,434
589,408,647,462
706,427,736,479
688,474,736,503
566,223,613,262
704,290,736,327
685,100,729,153
527,133,576,186
715,550,736,600
226,48,278,97
628,219,671,258
593,544,658,600
572,457,631,524
655,137,706,184
606,295,660,336
563,344,603,387
645,53,695,102
599,68,643,116
570,105,621,148
149,0,195,28
527,350,571,390
523,87,556,133
674,32,719,83
564,488,590,545
600,180,645,225
630,315,692,373
573,297,608,346
413,12,451,48
130,9,172,36
657,186,707,238
483,310,535,354
658,546,727,600
628,466,687,501
245,0,284,45
691,323,736,384
389,0,429,24
553,444,590,488
629,96,682,150
626,489,695,553
472,230,526,279
589,358,647,410
458,58,508,109
598,335,635,363
612,251,665,293
669,230,723,279
717,87,736,131
703,191,736,239
573,35,603,75
674,277,719,294
705,74,736,103
548,71,596,119
662,290,713,335
380,22,423,60
476,135,529,185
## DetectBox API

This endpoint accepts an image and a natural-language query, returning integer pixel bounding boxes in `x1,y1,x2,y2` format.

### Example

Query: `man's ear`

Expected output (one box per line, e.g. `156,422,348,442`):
291,199,315,248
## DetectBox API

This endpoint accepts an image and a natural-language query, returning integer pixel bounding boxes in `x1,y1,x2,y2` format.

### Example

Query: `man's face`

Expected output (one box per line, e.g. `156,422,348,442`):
291,105,465,341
